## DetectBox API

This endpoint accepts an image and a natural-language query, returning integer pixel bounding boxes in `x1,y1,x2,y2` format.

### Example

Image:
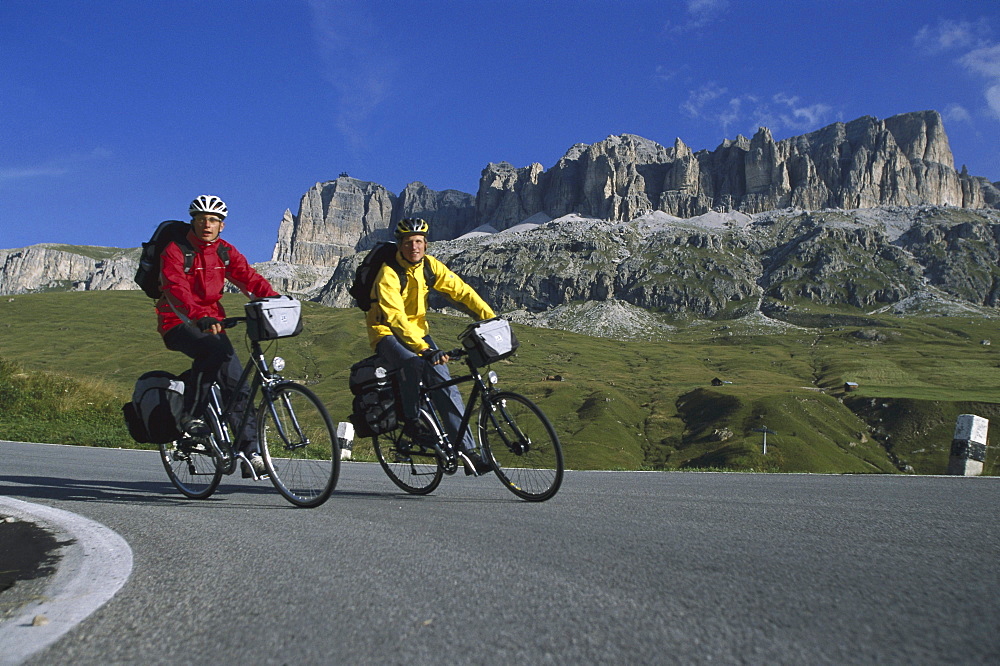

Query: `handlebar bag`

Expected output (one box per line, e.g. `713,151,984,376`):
459,317,519,367
245,296,303,341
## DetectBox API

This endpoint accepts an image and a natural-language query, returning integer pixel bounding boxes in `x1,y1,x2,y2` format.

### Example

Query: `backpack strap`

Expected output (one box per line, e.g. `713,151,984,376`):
423,260,437,289
390,257,437,295
175,238,230,274
174,235,197,274
387,253,408,294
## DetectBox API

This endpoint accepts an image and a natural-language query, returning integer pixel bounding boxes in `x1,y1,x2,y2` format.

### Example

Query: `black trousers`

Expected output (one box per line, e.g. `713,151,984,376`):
163,322,258,451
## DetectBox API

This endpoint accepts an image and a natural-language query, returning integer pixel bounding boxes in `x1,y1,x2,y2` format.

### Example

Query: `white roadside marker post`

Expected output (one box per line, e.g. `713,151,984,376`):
337,421,355,461
948,414,988,476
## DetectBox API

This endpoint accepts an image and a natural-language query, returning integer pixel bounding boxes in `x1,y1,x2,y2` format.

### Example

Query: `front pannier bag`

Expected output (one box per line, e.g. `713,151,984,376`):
348,356,400,438
122,370,186,444
459,317,520,367
245,296,303,342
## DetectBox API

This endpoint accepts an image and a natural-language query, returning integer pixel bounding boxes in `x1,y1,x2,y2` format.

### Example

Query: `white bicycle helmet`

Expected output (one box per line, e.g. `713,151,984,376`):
189,195,228,219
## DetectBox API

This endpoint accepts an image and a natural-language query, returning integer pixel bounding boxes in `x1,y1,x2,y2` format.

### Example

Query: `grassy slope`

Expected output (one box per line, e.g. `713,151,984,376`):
1,291,998,474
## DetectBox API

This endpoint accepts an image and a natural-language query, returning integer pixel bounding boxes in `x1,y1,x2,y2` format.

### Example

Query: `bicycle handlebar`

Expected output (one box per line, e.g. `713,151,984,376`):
222,317,245,329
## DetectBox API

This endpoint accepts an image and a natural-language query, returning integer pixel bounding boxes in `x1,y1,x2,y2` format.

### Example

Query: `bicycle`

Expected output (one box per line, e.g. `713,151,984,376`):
369,333,564,502
159,298,340,508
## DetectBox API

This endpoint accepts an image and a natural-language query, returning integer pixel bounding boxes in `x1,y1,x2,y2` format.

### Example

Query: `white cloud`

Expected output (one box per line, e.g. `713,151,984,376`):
681,82,727,119
664,0,729,34
773,94,833,130
943,104,972,124
308,0,395,151
915,18,1000,126
914,19,989,54
682,87,833,138
0,166,68,184
654,64,684,83
959,41,1000,122
686,0,729,28
721,97,749,136
0,148,111,186
960,43,1000,78
986,83,1000,121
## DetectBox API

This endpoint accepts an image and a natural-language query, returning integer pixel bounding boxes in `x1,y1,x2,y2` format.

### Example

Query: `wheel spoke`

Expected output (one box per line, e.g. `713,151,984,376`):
159,438,222,499
258,383,339,508
480,392,563,501
374,409,443,495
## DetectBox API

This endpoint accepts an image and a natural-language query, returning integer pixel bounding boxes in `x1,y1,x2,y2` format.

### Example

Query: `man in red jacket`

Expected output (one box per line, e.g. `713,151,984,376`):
157,195,280,477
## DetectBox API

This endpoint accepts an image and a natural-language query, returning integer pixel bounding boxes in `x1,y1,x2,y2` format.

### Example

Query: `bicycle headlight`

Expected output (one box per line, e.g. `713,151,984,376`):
487,370,499,385
272,356,286,372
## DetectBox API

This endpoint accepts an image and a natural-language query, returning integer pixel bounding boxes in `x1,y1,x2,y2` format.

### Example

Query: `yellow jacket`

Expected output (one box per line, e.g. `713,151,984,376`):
366,251,495,352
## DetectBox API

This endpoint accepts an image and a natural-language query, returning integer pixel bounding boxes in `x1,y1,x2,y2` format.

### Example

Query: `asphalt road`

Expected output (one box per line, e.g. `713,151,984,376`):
1,440,998,664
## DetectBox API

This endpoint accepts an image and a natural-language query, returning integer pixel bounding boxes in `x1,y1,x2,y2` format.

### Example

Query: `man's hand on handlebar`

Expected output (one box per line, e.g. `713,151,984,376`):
419,348,450,366
196,317,223,335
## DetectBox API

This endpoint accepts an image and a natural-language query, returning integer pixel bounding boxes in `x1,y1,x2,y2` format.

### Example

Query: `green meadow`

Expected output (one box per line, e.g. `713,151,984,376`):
1,291,998,475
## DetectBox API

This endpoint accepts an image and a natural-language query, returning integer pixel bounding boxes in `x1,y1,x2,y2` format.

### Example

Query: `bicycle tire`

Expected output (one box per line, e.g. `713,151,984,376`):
159,438,222,499
258,382,340,508
374,409,443,495
479,391,563,502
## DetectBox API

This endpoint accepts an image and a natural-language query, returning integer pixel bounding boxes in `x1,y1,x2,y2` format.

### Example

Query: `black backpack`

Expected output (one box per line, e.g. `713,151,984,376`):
135,220,229,299
349,242,436,311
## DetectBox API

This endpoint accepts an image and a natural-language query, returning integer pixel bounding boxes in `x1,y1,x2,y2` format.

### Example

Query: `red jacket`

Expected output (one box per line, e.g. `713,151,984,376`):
156,231,279,336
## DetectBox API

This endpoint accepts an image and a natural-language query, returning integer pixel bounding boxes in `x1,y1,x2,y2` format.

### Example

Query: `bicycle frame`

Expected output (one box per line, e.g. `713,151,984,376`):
372,344,563,501
205,320,308,471
418,354,528,463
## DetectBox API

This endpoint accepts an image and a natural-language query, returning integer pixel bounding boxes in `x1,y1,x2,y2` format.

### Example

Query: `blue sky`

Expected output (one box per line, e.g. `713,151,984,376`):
3,0,1000,262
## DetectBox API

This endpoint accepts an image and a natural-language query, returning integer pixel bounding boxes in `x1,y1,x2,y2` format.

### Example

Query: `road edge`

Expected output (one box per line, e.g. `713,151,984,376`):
0,497,133,665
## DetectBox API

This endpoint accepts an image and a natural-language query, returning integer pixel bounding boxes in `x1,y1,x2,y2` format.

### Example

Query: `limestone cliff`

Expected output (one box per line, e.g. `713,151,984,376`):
4,111,1000,335
0,245,138,295
273,112,998,279
313,206,1000,329
476,111,999,228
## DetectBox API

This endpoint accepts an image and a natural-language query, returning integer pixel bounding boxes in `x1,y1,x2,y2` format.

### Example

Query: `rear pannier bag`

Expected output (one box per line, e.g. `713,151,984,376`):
459,317,519,367
348,355,400,438
122,370,185,444
245,296,303,342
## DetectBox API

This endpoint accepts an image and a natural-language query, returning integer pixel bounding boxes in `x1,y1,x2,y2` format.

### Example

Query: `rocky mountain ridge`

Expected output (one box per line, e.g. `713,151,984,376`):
0,245,139,294
314,206,1000,332
275,110,998,265
3,111,999,339
267,110,1000,309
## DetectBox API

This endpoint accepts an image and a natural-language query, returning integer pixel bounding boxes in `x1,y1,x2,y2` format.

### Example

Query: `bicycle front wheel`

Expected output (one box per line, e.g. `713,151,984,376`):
159,438,222,499
374,410,443,495
258,382,339,508
479,391,563,501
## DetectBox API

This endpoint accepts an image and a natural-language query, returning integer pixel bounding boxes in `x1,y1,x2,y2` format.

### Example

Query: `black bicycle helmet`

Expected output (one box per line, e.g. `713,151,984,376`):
394,217,429,240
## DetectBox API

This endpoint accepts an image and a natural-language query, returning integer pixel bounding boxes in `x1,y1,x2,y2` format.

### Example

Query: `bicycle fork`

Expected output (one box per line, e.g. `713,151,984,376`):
261,383,311,452
485,396,532,455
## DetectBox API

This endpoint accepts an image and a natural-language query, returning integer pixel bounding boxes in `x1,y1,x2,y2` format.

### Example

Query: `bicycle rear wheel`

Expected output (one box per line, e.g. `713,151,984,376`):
374,410,443,495
258,382,339,508
159,438,222,499
479,391,563,502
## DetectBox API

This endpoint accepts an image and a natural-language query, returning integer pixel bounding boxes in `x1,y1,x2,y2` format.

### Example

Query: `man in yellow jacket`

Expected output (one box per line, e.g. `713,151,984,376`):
367,218,495,475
